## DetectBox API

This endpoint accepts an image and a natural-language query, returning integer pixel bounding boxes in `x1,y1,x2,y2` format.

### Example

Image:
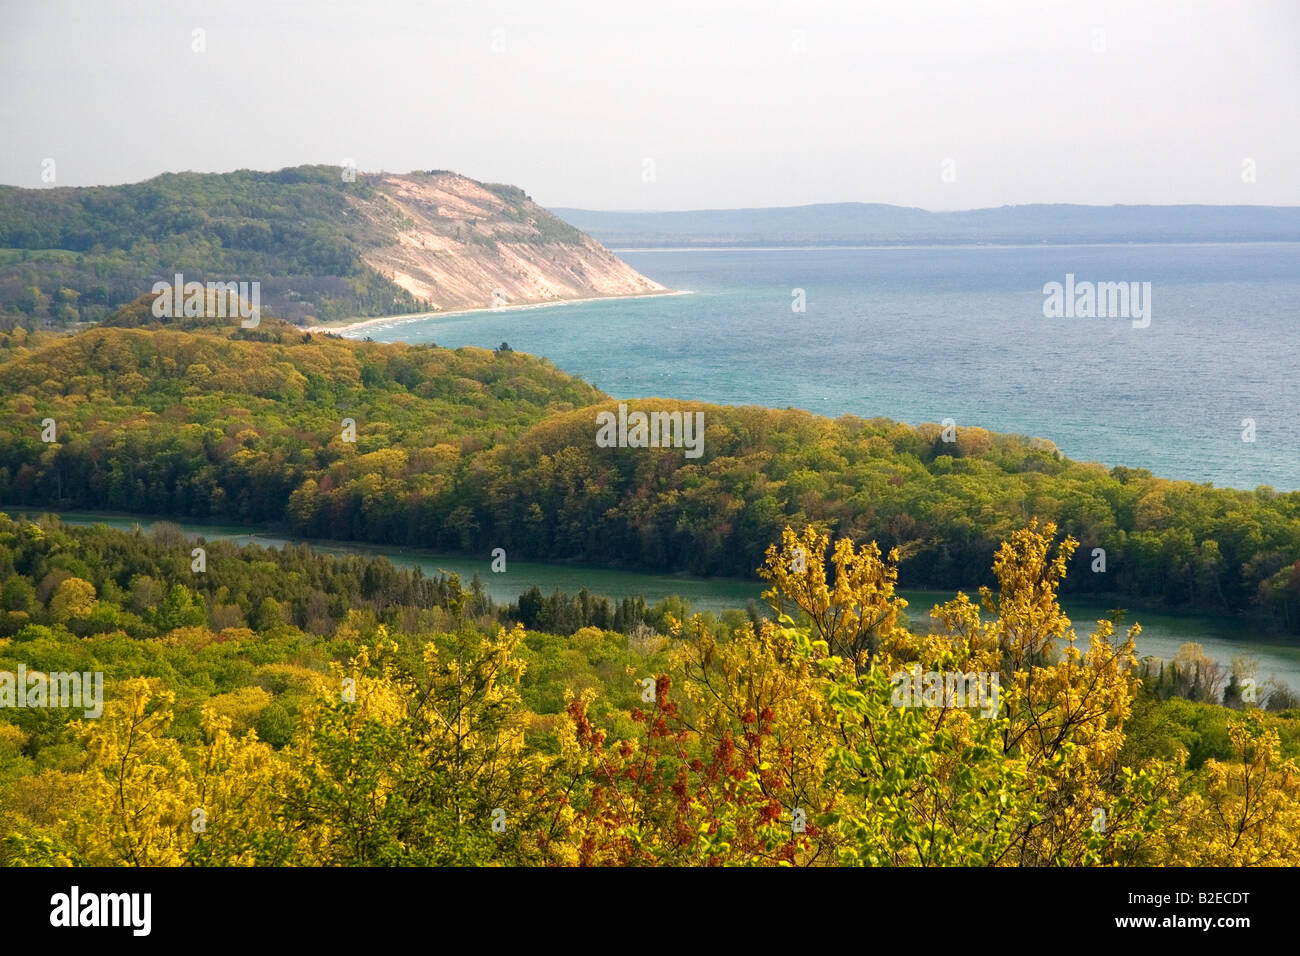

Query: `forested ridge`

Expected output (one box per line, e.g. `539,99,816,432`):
0,164,633,327
0,166,425,326
1,297,1298,630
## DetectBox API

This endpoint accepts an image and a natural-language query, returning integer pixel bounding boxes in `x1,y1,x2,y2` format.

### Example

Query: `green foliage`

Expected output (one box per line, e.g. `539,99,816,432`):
0,165,589,328
0,517,1298,867
2,321,1298,630
0,166,416,326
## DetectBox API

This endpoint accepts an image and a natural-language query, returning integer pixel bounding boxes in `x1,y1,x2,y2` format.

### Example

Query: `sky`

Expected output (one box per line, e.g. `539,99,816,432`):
1,0,1296,210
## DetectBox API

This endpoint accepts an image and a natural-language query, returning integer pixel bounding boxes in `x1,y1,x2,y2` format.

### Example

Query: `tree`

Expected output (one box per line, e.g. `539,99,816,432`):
1,576,37,614
1156,713,1300,865
274,625,547,865
145,584,207,631
13,679,275,866
758,525,910,676
50,577,95,622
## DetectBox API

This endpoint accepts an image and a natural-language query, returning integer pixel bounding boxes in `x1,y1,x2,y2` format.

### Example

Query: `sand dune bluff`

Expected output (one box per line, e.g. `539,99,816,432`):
353,171,670,312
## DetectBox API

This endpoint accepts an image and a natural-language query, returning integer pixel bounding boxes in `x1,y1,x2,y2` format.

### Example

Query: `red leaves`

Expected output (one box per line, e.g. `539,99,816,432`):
716,734,736,763
567,696,604,749
560,671,810,866
655,674,671,700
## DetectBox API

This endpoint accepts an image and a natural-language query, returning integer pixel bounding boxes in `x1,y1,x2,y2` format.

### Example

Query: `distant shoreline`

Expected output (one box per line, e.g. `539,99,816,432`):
606,239,1300,253
304,289,690,335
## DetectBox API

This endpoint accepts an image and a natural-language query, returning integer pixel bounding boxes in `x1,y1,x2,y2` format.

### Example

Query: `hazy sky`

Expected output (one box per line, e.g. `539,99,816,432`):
2,0,1296,210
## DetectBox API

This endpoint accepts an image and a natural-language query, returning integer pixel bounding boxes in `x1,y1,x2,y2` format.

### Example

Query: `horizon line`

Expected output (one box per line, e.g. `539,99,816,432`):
548,199,1300,215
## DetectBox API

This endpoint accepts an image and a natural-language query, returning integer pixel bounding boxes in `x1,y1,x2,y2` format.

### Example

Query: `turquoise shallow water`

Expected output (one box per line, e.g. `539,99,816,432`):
352,242,1300,491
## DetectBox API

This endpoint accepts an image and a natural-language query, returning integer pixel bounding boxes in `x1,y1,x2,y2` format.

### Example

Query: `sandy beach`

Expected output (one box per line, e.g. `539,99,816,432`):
303,289,691,336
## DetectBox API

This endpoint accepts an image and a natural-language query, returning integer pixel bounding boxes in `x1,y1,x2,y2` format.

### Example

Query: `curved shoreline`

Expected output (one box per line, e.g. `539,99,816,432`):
12,506,1300,693
303,289,692,336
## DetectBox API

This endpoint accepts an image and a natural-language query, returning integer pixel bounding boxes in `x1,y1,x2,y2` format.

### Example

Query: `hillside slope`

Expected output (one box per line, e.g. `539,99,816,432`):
357,173,668,310
0,165,669,327
2,305,1298,626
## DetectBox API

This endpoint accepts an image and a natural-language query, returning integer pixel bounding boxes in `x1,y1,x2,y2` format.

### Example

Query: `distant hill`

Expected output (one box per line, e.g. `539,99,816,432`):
549,202,1300,247
0,165,668,328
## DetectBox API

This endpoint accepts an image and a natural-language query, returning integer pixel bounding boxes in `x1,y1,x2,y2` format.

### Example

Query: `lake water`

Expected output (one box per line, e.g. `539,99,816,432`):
25,510,1300,695
350,243,1300,491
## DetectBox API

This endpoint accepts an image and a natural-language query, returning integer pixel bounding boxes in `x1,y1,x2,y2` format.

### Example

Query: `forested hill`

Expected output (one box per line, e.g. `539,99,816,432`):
0,165,668,328
551,202,1300,247
1,299,1298,628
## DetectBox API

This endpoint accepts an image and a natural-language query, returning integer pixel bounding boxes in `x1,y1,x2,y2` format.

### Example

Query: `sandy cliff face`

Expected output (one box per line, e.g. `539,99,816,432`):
352,172,669,311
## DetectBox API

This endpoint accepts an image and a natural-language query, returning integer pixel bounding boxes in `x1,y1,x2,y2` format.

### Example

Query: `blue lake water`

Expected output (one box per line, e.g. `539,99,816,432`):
351,243,1300,491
